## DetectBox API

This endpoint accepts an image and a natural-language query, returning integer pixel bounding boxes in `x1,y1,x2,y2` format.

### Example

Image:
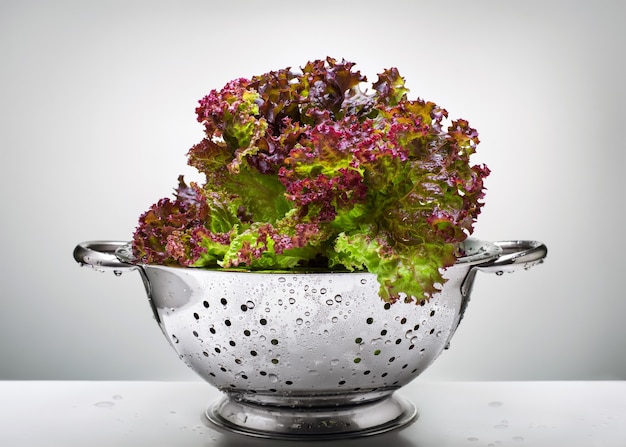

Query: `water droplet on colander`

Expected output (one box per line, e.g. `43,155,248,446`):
334,294,343,303
278,277,286,283
405,330,414,339
330,359,339,366
246,301,255,309
278,299,283,305
304,285,309,291
237,413,248,423
326,299,333,305
296,318,303,325
289,297,296,304
496,271,504,276
410,336,419,344
320,288,327,294
113,270,122,277
289,289,295,295
360,279,367,284
436,331,442,337
265,308,270,313
331,317,339,323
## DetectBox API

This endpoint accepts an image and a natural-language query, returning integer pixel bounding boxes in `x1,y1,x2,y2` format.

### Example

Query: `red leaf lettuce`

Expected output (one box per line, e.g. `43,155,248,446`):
132,57,489,303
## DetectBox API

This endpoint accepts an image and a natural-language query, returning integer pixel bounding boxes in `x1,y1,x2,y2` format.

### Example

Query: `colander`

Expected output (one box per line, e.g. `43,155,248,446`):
73,238,546,439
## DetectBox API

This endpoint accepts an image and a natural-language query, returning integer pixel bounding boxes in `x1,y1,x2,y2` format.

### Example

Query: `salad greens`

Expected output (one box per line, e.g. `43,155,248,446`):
132,57,489,303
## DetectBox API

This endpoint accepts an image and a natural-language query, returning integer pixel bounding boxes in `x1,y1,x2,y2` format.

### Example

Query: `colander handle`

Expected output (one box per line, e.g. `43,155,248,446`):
476,240,547,274
73,241,136,272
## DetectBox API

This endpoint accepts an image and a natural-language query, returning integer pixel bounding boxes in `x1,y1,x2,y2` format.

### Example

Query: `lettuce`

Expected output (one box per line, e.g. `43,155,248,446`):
132,57,489,303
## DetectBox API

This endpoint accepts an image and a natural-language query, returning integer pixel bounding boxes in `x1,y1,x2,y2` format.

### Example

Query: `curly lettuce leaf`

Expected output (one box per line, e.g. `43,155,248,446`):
329,231,456,302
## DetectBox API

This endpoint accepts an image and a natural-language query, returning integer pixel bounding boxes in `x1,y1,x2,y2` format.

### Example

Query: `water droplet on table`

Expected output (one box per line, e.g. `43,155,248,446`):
94,401,115,408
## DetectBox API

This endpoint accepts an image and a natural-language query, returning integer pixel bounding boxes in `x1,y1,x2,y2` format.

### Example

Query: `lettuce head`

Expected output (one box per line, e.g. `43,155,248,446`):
132,57,489,303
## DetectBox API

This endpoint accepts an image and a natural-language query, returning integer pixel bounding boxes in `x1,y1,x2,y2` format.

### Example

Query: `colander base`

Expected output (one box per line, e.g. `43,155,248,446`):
205,392,417,440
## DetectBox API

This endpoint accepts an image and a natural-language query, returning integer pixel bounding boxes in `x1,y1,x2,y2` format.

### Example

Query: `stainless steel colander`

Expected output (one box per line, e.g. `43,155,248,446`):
73,238,546,439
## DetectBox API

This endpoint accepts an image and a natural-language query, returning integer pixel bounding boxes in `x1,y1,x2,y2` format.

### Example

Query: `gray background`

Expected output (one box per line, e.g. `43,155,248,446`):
1,0,623,380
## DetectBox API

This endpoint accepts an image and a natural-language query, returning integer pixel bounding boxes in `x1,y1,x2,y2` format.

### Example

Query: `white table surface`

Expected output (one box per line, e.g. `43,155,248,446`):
0,380,623,447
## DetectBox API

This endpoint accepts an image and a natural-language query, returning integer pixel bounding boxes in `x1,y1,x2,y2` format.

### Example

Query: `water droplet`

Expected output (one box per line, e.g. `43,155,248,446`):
326,299,334,305
495,271,504,276
296,318,303,325
405,330,413,338
113,270,122,277
360,278,367,284
246,301,255,309
435,331,442,337
330,359,339,366
488,401,503,407
278,277,286,283
237,413,248,423
331,317,339,323
410,336,419,344
309,370,319,375
320,288,327,294
311,288,317,294
289,297,296,304
289,290,295,295
94,401,114,408
278,299,283,305
334,294,342,303
265,308,270,313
